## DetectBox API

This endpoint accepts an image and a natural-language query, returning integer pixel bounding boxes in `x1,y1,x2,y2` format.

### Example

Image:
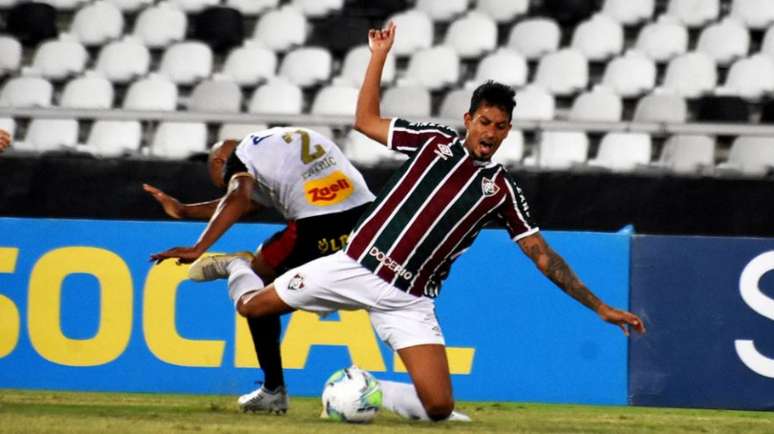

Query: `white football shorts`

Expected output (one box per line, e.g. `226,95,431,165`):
274,251,445,350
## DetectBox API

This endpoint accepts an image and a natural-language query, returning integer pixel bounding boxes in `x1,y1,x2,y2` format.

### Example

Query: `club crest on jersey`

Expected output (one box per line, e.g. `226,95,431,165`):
304,170,354,206
434,143,454,160
287,273,305,290
481,177,499,197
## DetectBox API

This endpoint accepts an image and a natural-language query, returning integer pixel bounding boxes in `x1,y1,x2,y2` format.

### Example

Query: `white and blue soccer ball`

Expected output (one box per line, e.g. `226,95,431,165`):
321,366,383,423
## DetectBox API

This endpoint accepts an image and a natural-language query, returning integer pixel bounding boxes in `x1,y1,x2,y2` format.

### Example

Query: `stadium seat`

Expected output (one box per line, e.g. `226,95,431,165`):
444,11,498,60
570,13,623,61
695,95,750,123
86,120,142,157
601,50,656,97
168,0,218,13
123,74,178,111
151,122,208,159
534,48,588,96
719,136,774,176
513,85,555,121
221,42,276,87
248,78,303,114
309,15,371,57
661,51,717,98
217,123,269,141
492,130,524,167
415,0,469,22
401,46,460,90
159,41,213,86
106,0,153,13
656,134,715,174
665,0,719,28
279,47,332,88
476,0,528,23
0,75,53,108
387,9,434,57
526,131,588,169
333,45,396,87
7,2,58,47
133,2,187,49
70,0,124,47
633,91,688,123
762,25,774,58
95,36,150,84
193,6,244,53
60,72,114,109
31,35,88,81
23,119,79,153
0,36,22,76
0,118,16,143
635,15,688,63
601,0,654,25
569,86,622,122
344,129,407,168
224,0,277,16
730,0,774,30
382,86,432,118
311,85,359,116
438,87,473,119
291,0,344,18
507,17,561,60
252,5,307,52
696,18,749,66
467,48,527,89
723,54,774,100
589,133,652,172
189,76,242,112
542,0,595,26
45,0,87,9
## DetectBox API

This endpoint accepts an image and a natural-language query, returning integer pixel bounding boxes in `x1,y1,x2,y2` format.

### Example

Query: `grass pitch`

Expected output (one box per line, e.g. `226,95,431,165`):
0,389,772,434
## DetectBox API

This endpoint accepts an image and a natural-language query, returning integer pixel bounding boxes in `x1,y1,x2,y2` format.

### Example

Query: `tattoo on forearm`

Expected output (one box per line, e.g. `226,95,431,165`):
527,243,602,311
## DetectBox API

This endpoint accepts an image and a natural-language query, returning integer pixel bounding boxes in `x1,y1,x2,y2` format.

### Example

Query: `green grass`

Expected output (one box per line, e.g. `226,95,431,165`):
0,389,772,433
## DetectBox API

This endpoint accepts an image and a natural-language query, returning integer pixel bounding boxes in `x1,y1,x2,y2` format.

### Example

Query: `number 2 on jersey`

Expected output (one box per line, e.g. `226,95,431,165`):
283,129,325,164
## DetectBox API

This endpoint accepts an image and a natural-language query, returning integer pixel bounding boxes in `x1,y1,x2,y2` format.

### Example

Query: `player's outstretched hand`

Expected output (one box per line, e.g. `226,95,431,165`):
150,246,202,265
597,304,646,336
368,21,396,54
0,129,11,152
143,183,184,219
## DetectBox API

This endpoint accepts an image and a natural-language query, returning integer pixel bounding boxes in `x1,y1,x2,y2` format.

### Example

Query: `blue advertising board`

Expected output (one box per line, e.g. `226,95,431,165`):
629,235,774,410
0,217,629,404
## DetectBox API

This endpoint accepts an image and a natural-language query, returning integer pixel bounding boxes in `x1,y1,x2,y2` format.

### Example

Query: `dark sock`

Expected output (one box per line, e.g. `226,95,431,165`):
247,315,284,390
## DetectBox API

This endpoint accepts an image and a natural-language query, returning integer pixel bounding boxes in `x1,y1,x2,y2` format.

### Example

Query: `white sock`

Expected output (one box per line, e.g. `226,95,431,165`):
378,380,431,421
226,259,264,306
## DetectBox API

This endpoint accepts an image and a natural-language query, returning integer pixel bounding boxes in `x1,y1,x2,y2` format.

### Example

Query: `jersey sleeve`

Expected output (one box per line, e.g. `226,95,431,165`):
497,171,539,241
386,118,459,156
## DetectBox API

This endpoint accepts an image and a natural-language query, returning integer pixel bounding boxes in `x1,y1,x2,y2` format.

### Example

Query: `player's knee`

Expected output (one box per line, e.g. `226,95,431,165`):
236,295,261,318
423,399,454,421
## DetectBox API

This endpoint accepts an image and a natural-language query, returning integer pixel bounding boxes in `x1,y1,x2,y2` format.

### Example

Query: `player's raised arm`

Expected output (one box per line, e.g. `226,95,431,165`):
517,232,646,336
354,21,396,145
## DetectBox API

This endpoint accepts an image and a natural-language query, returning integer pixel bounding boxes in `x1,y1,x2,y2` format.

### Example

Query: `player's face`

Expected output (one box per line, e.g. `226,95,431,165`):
463,103,511,161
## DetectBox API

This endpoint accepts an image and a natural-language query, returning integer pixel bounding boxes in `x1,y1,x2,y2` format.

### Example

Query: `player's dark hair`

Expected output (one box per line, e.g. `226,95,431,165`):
468,80,516,121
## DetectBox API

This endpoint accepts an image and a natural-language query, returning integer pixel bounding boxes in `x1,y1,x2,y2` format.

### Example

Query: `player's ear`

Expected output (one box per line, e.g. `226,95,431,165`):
463,112,473,129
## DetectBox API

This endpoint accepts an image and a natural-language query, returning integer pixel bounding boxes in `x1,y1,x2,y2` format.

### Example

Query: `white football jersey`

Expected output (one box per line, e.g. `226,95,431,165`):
234,127,375,220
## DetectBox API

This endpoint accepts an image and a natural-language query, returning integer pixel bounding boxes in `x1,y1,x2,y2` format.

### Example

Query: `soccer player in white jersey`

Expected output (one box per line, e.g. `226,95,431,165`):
154,23,646,422
0,128,11,152
149,129,375,414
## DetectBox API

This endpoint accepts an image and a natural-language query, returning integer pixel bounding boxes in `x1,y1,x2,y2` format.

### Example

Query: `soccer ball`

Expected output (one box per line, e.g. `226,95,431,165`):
321,366,383,423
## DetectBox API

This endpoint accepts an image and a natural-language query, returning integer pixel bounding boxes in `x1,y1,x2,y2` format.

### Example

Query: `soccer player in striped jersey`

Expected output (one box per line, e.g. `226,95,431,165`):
166,23,645,423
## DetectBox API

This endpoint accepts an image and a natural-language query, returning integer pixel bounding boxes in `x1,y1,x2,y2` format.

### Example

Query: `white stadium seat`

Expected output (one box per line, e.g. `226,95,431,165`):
513,85,555,121
444,11,497,60
333,45,396,87
86,121,142,157
311,85,359,116
60,72,114,109
415,0,469,22
189,76,242,112
381,86,431,118
387,9,434,57
218,123,269,141
666,0,720,28
601,50,656,97
401,45,460,90
159,41,213,86
731,0,774,30
476,0,528,23
248,78,303,114
279,47,332,88
569,86,622,122
633,91,688,123
492,130,524,167
0,118,16,143
571,13,623,61
662,51,717,98
123,74,178,111
656,134,715,174
0,75,53,108
70,0,124,46
344,129,407,168
438,87,473,120
95,36,150,84
527,132,588,169
589,133,652,172
221,42,277,87
507,17,560,60
31,35,88,81
45,0,87,10
534,48,588,96
23,119,79,153
601,0,654,25
696,17,749,66
252,5,307,52
133,1,187,49
151,122,208,159
468,48,527,89
723,54,774,100
291,0,344,18
0,35,22,76
635,15,688,63
719,136,774,176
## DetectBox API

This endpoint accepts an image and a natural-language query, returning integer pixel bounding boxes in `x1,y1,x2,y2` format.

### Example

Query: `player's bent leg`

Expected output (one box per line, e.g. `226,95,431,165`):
396,344,454,421
237,284,295,318
250,250,277,283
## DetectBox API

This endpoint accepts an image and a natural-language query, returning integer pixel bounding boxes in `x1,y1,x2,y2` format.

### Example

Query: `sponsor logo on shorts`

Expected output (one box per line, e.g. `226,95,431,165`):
287,273,305,290
481,177,499,197
304,171,354,206
369,246,414,281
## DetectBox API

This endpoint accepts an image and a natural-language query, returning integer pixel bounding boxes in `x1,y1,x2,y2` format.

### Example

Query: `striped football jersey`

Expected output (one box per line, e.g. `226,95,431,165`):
344,118,538,298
